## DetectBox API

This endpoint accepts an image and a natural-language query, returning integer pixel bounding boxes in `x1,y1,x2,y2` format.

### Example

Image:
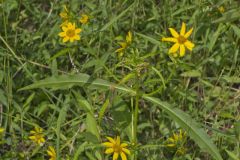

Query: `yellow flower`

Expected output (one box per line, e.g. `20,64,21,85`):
47,146,56,160
162,22,195,57
29,126,45,145
166,130,187,155
79,14,89,24
102,136,130,160
58,22,82,43
115,31,132,57
59,5,69,19
218,6,225,13
59,5,70,27
0,127,4,133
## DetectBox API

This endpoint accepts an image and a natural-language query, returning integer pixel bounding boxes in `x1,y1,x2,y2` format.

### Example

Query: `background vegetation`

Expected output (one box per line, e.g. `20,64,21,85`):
0,0,240,159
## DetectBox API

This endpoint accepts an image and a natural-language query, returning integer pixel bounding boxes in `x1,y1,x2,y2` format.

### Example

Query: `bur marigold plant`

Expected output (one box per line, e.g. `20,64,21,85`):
116,31,132,57
47,146,56,160
102,136,130,160
58,22,82,43
79,14,89,24
29,126,45,146
162,22,195,57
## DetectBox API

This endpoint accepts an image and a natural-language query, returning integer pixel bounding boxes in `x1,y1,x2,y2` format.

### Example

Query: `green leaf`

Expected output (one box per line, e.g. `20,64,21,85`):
49,48,71,61
180,70,201,78
231,24,240,38
98,99,110,123
73,142,88,160
213,8,240,23
142,96,223,160
100,3,135,31
136,32,161,45
19,74,135,95
225,150,239,160
56,105,69,159
223,76,240,83
86,113,100,142
20,74,223,160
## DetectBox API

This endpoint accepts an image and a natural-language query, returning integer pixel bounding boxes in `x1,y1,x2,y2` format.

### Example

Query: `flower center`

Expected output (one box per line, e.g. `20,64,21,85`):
113,144,122,153
66,29,75,37
35,134,43,140
177,35,186,44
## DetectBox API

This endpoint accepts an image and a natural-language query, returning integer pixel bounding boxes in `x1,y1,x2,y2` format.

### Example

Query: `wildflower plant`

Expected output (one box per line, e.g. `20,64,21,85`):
2,0,238,159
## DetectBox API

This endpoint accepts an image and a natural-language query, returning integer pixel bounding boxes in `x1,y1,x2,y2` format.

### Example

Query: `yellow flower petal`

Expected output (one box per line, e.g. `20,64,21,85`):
120,152,127,160
102,142,113,147
168,28,179,38
122,148,130,155
113,152,119,160
162,37,177,43
106,136,115,144
115,48,125,53
120,143,128,147
63,37,69,42
58,32,66,37
184,28,193,38
0,128,4,133
70,37,74,43
166,143,176,147
179,45,185,57
116,136,120,145
105,148,114,154
62,26,68,32
126,31,132,43
169,43,180,53
47,150,54,157
75,28,82,34
74,35,80,40
180,22,186,36
184,41,195,50
29,136,36,140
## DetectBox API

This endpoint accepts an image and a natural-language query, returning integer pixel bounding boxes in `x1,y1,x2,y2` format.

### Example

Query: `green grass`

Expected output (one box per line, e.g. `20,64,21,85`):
0,0,240,159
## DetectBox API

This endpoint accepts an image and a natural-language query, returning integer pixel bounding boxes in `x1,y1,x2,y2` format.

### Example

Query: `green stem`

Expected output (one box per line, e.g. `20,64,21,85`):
133,73,140,160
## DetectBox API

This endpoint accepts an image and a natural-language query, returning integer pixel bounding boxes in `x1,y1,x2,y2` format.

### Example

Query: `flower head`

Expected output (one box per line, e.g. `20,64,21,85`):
166,129,187,155
162,22,195,57
79,14,89,24
47,146,56,160
102,136,130,160
218,6,225,13
59,5,69,19
58,22,82,43
29,126,45,146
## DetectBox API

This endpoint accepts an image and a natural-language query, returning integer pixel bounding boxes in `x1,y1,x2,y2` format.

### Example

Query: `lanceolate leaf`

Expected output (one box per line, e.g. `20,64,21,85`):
142,96,223,160
20,74,223,160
